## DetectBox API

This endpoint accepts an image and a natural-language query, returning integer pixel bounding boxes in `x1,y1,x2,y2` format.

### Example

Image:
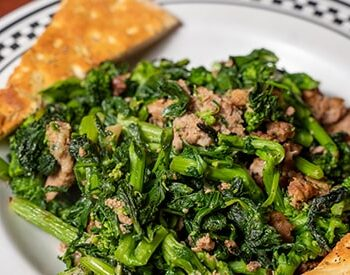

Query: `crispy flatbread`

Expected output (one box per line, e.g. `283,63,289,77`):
0,0,180,138
304,233,350,275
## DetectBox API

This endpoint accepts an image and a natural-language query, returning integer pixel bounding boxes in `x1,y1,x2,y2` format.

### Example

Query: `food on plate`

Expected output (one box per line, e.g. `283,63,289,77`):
0,0,179,139
2,49,350,274
304,233,350,275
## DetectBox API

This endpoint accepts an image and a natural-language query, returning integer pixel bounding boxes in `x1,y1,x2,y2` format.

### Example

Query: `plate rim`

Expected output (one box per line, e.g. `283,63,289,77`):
0,1,350,274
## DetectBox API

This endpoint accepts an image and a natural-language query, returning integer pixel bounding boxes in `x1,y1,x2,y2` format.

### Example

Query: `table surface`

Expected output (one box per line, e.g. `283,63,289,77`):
0,0,31,17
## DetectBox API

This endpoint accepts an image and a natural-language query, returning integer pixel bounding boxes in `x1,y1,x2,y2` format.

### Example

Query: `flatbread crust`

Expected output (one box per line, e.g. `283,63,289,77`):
304,233,350,275
0,0,180,138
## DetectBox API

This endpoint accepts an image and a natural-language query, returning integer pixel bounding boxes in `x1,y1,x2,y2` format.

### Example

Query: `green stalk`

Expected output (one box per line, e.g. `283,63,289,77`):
256,151,284,209
218,134,285,164
152,128,173,174
9,197,78,244
261,162,282,208
162,233,209,274
80,256,115,275
283,92,338,164
115,226,168,266
170,156,207,178
134,226,168,263
303,117,338,160
295,156,324,179
207,166,264,201
294,129,313,147
129,142,146,192
118,116,162,143
250,139,285,164
0,157,9,181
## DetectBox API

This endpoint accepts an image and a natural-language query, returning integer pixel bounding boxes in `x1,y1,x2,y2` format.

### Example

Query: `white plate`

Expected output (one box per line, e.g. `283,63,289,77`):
1,0,350,274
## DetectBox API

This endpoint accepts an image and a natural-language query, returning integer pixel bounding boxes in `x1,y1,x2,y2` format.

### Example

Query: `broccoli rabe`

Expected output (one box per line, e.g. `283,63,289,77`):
6,50,350,275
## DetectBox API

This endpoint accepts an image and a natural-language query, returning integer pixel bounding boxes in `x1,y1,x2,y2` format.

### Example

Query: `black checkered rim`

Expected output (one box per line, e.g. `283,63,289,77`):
0,0,349,73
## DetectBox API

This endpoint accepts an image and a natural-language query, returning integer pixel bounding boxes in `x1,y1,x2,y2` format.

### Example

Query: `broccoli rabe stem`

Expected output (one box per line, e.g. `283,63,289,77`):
114,225,168,266
294,129,313,147
117,116,163,143
254,150,284,209
218,134,285,164
295,156,324,180
9,197,78,244
170,154,263,201
303,116,339,160
283,92,339,164
207,166,264,202
170,155,208,178
162,233,210,274
260,159,283,208
129,142,146,192
152,128,173,174
80,256,115,275
218,134,285,207
0,157,9,181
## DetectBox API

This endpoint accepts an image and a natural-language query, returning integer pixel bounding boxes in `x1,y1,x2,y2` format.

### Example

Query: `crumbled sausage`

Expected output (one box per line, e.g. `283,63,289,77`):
303,90,347,125
192,87,245,136
177,79,191,95
266,121,295,142
288,174,329,208
105,198,133,225
305,176,330,195
192,233,216,252
285,106,295,117
226,89,249,107
112,74,129,96
288,176,316,208
280,142,303,187
172,113,212,151
283,142,302,163
247,261,261,272
45,121,74,201
310,145,325,155
78,147,86,157
224,240,237,254
216,97,245,135
147,98,174,127
249,158,265,186
269,211,294,242
218,182,231,191
86,219,102,233
192,87,221,114
327,111,350,136
251,130,274,141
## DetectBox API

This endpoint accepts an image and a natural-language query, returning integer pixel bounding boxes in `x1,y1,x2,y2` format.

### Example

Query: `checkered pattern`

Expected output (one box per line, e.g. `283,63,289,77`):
0,0,349,65
0,14,53,62
265,0,350,29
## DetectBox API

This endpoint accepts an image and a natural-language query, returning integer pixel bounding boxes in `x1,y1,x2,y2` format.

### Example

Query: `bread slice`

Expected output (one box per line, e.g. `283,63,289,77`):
304,233,350,275
0,0,180,138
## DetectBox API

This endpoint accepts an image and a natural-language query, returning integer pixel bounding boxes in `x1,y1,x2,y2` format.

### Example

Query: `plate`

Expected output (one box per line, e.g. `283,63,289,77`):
1,0,350,274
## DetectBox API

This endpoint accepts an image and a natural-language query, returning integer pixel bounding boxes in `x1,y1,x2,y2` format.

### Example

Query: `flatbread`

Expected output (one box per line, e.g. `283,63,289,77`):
0,0,180,138
304,233,350,275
